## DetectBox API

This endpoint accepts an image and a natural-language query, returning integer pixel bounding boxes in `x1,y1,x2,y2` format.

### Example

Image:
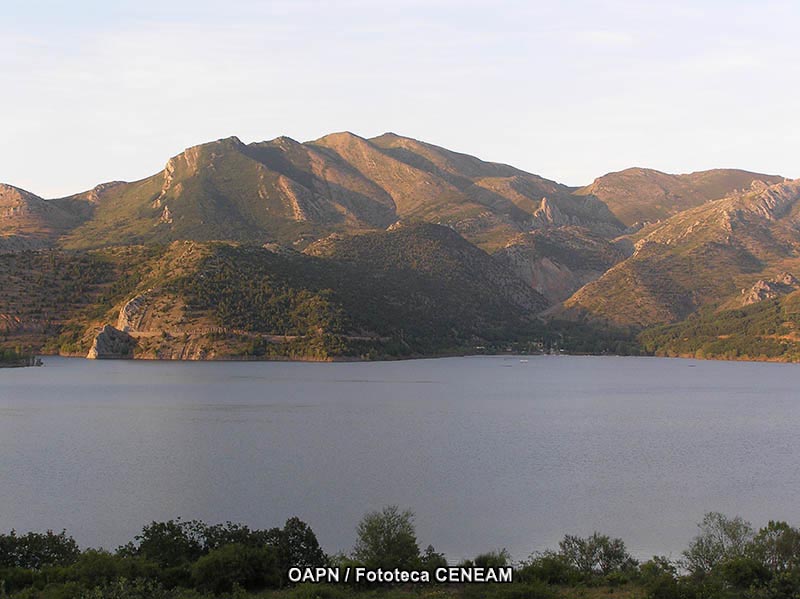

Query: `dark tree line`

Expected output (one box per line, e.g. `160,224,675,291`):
3,509,800,598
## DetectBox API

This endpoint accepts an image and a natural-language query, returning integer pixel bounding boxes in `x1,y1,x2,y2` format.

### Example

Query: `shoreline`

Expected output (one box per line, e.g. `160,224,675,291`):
32,350,800,366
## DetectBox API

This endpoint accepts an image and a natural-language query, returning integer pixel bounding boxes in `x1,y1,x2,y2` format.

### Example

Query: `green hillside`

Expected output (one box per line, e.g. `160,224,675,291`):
1,224,554,360
640,290,800,361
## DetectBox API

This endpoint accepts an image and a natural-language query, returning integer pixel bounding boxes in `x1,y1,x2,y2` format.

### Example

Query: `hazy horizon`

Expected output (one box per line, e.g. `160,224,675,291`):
3,0,799,197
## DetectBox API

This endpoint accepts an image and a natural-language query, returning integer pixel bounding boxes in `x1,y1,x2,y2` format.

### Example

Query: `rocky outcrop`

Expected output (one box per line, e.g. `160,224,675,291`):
158,205,173,224
741,273,800,306
86,325,137,359
735,179,800,221
494,227,627,303
117,291,154,332
262,242,299,257
531,197,569,227
575,168,784,226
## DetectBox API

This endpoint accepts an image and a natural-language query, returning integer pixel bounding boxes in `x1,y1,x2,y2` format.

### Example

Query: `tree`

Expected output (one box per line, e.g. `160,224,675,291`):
191,543,280,594
0,529,80,569
419,545,448,574
353,505,420,569
474,549,510,569
517,551,574,585
751,521,800,574
201,521,272,551
639,556,681,599
558,532,637,577
275,517,328,571
682,512,754,576
117,519,204,568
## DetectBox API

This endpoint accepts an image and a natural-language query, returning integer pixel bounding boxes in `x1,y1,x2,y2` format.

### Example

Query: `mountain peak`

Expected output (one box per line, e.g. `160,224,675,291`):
266,135,303,148
180,135,244,154
0,182,42,200
312,131,368,146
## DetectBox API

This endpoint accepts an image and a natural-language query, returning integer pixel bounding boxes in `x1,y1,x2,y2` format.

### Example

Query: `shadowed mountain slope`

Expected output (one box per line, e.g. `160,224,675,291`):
0,224,550,359
493,226,629,303
640,288,800,362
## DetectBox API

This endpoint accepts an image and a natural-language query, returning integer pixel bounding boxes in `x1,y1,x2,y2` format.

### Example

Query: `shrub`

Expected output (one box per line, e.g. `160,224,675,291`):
191,543,280,594
517,551,575,585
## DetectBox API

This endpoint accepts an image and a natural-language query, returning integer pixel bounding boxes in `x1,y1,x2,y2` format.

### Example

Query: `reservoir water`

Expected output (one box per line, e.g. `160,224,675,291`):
1,355,798,562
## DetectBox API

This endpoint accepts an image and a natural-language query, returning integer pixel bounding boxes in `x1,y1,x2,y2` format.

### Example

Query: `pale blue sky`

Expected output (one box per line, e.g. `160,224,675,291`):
2,0,798,197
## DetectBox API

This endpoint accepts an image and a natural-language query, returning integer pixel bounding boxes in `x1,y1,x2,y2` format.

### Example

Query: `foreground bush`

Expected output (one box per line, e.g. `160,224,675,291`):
3,510,800,598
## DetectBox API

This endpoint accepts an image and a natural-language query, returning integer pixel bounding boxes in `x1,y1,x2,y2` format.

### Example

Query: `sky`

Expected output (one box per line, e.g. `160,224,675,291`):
2,0,798,197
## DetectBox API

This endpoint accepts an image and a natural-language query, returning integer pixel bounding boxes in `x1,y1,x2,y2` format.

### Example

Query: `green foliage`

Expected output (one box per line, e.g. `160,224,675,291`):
282,582,353,599
516,552,574,585
76,578,175,599
177,252,347,338
419,546,447,575
640,293,800,361
353,506,420,570
0,348,34,365
274,517,328,574
682,512,754,576
198,522,272,553
717,556,770,589
173,232,553,359
751,521,800,574
8,511,800,598
0,531,80,570
638,557,682,599
191,543,280,594
460,581,556,599
118,520,205,569
557,532,637,578
473,550,510,570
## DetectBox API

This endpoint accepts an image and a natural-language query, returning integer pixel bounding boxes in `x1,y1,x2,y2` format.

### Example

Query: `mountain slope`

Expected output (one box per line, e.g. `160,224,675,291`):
60,136,402,249
576,168,784,226
368,133,624,243
305,221,549,318
142,224,547,358
560,179,800,328
0,224,550,359
0,184,92,250
493,226,629,303
0,132,621,251
640,289,800,362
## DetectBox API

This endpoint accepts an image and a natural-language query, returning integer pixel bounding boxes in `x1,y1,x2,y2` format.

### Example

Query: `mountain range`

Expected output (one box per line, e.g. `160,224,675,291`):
1,131,796,362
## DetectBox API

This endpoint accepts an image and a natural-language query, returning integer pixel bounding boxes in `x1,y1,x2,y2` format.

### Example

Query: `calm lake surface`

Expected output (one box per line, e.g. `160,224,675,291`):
1,355,799,561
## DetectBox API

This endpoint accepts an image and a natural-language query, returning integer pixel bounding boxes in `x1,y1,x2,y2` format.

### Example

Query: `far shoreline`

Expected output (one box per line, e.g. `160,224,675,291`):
27,350,800,367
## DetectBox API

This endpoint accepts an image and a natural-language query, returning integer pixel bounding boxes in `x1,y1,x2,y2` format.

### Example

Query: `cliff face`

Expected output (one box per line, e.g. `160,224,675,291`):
740,273,800,306
86,325,137,359
493,227,628,303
